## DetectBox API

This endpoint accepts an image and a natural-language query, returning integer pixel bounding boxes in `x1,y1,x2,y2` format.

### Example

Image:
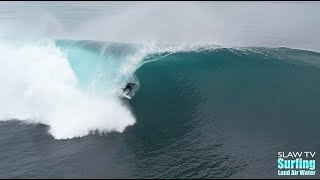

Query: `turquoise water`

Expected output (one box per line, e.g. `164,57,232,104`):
54,40,140,95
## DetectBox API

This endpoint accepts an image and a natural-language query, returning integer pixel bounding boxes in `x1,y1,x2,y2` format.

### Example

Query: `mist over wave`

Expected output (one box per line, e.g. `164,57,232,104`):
1,2,320,51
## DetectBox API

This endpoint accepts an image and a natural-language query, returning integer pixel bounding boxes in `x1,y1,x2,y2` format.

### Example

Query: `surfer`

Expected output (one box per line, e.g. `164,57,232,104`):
122,83,135,95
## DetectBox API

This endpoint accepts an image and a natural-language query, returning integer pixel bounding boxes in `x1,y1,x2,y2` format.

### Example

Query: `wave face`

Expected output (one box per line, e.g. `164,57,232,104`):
1,39,320,140
128,46,320,178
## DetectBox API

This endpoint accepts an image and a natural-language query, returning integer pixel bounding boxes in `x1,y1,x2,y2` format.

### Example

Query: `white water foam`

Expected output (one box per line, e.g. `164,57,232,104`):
0,40,135,139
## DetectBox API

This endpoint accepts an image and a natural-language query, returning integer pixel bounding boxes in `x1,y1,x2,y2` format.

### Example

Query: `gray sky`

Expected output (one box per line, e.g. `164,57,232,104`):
0,1,320,51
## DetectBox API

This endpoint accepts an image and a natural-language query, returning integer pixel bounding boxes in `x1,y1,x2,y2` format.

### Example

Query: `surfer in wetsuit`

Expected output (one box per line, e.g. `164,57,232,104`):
122,83,135,95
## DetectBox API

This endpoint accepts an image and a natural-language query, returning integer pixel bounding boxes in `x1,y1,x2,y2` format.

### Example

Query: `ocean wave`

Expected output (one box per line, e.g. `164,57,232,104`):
1,39,320,139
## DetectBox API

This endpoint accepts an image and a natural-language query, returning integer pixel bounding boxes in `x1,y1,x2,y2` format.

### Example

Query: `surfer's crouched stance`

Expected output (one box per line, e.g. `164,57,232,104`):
122,83,135,95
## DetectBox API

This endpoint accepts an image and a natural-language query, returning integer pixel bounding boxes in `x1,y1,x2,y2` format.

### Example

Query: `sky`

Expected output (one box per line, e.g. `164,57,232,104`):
0,1,320,51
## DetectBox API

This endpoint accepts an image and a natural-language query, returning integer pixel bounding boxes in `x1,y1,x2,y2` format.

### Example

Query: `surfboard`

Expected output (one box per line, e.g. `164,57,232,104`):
122,94,132,99
119,87,133,99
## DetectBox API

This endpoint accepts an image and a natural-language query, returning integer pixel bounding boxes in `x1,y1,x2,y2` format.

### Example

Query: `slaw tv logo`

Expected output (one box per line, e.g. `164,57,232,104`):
278,152,316,176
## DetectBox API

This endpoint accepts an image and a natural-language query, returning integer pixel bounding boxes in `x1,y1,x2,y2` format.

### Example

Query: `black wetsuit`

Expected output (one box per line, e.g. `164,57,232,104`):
123,83,135,95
